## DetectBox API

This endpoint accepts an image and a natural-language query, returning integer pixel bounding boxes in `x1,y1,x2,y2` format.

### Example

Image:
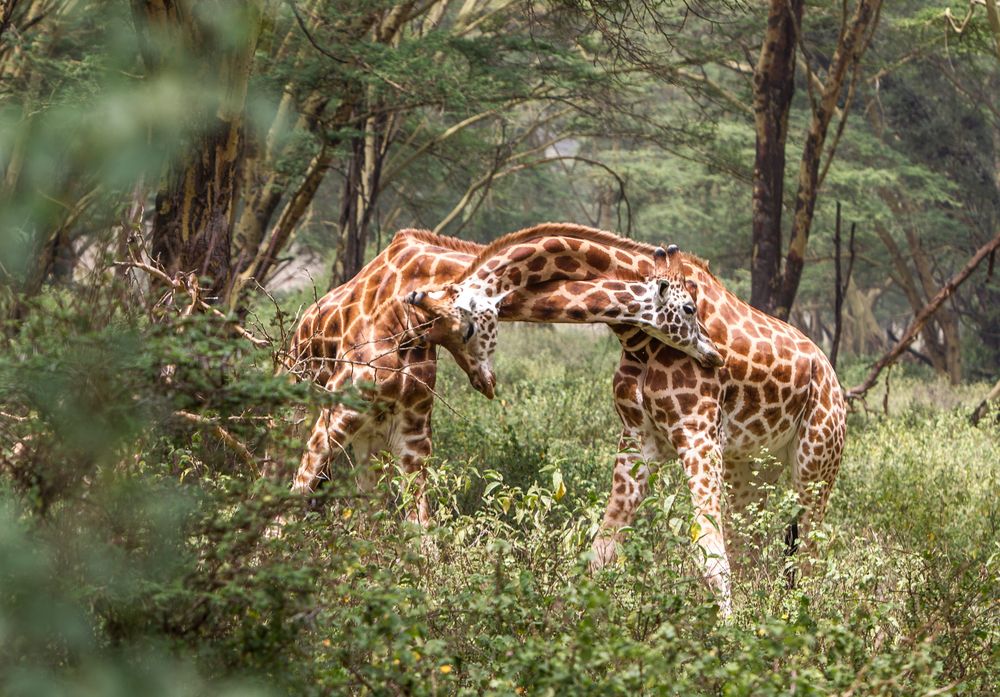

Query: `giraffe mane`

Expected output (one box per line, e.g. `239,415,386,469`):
455,222,659,282
678,251,716,278
392,228,483,255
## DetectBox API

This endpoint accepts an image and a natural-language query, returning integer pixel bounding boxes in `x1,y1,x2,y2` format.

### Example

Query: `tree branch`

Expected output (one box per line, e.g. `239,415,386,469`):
846,230,1000,400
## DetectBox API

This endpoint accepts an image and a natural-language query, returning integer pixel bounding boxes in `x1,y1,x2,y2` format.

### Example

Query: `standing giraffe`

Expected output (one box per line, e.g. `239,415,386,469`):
288,226,721,524
590,245,847,617
413,231,845,617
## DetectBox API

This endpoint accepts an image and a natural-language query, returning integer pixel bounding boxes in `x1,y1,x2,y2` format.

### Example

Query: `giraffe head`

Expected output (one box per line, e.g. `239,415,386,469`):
646,270,725,368
635,244,723,368
403,288,498,399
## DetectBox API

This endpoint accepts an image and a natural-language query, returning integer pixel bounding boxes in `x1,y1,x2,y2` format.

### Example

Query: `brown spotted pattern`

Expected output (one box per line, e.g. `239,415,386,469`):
287,230,488,525
415,225,724,371
288,224,846,622
593,252,847,617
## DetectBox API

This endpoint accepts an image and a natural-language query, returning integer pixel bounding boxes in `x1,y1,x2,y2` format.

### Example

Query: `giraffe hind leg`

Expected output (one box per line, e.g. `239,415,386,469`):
789,366,847,574
783,517,800,588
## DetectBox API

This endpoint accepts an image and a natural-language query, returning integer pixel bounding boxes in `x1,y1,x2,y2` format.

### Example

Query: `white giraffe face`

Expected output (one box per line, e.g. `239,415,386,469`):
403,287,498,399
645,274,723,368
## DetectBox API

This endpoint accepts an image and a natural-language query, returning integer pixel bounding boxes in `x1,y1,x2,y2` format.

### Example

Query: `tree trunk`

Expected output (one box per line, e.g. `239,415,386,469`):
749,0,801,314
332,110,394,287
773,0,881,319
132,0,263,299
750,0,881,320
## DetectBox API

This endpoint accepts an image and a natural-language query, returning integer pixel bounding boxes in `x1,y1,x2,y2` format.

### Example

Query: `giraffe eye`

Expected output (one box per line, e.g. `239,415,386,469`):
683,303,696,316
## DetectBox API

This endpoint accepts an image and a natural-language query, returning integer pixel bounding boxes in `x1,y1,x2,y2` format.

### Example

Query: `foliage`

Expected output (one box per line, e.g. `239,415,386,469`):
2,292,997,694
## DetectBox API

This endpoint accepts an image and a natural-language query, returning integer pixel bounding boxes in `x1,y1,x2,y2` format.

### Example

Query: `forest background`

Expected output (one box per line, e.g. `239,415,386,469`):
1,1,998,695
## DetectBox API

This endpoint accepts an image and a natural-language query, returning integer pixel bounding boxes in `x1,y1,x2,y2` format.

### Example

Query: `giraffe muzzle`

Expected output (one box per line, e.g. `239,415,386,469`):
695,339,725,368
470,368,496,400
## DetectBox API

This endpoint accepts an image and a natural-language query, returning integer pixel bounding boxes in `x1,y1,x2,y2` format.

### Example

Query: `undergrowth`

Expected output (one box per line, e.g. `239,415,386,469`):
1,291,997,695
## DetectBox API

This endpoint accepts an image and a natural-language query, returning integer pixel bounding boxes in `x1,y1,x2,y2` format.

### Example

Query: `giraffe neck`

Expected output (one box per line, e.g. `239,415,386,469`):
499,279,653,326
455,230,656,313
683,260,771,358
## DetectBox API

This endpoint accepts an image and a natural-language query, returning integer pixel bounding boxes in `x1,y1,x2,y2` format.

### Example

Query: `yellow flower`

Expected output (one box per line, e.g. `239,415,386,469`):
392,658,400,666
342,508,353,520
439,665,453,674
412,651,421,661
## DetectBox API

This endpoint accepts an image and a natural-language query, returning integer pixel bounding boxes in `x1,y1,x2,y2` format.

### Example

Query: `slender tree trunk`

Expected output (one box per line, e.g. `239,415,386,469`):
773,0,881,319
332,110,394,287
749,0,801,314
132,0,263,299
750,0,881,320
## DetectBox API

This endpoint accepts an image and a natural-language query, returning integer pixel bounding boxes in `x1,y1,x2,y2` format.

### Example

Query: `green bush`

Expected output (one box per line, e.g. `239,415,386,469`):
1,294,997,695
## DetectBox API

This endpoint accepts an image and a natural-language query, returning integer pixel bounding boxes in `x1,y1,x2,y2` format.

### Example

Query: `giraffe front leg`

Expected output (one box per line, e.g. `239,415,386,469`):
591,430,653,571
681,443,732,618
398,434,432,527
292,404,366,496
265,404,366,539
390,409,435,528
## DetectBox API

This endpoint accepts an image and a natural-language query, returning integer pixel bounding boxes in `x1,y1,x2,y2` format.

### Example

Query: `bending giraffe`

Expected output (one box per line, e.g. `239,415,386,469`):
414,230,846,617
288,226,721,524
591,245,847,617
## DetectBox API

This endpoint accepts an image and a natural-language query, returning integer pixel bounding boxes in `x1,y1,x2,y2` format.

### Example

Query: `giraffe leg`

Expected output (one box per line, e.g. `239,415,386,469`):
592,353,650,570
292,404,366,496
591,430,653,570
678,441,732,617
788,367,847,581
397,423,433,527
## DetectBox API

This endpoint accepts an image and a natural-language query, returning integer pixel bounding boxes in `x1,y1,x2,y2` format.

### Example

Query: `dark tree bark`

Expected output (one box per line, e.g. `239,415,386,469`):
332,111,392,287
829,202,855,370
750,0,802,314
132,0,263,299
750,0,881,320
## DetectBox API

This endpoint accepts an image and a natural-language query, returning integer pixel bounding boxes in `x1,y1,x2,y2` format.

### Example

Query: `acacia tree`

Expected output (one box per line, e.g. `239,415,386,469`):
749,0,882,320
131,0,264,298
226,0,621,295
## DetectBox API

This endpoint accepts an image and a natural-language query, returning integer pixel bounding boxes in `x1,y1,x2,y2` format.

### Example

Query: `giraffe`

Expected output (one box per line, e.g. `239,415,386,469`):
409,229,845,616
287,230,498,524
588,244,847,618
287,225,721,524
